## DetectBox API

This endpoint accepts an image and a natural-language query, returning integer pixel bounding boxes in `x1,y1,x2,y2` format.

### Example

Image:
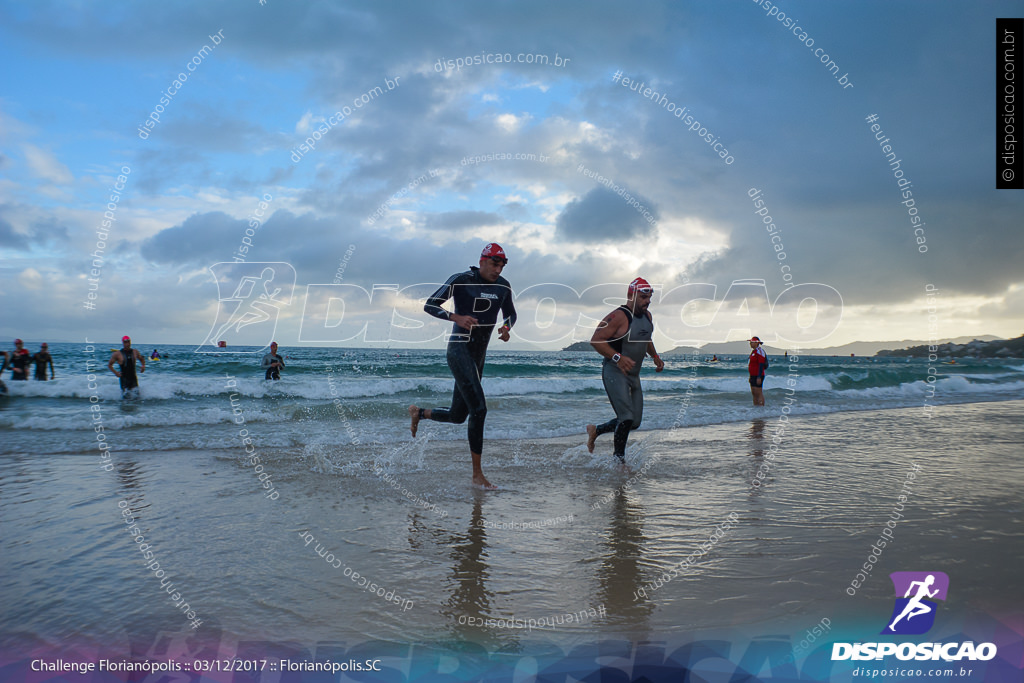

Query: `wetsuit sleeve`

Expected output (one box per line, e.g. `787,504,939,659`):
500,289,517,329
261,353,272,370
424,273,461,321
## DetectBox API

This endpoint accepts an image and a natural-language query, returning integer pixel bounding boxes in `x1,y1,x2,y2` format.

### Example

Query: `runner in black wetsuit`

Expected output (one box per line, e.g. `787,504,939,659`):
408,243,517,489
586,278,664,461
261,342,285,380
108,335,145,397
9,339,31,381
34,343,54,380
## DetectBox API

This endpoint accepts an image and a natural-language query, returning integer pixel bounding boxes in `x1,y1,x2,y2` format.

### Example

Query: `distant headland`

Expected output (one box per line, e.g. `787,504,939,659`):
559,334,1023,358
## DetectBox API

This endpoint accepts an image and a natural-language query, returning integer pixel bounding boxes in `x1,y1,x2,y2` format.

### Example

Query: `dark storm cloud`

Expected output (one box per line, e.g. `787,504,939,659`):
139,211,245,265
555,187,658,243
0,210,69,250
0,215,29,249
28,216,70,245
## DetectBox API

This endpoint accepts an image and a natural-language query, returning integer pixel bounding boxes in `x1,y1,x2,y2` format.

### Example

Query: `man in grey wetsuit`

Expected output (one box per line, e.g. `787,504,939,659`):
408,242,517,490
261,341,285,380
586,277,664,460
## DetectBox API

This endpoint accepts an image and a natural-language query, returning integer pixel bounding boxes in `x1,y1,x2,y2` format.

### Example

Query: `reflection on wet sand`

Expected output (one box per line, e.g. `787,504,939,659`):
440,494,503,646
595,487,653,631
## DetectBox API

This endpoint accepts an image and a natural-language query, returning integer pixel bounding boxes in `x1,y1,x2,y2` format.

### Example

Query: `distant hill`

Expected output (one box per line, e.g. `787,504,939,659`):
659,335,1002,357
876,335,1024,358
799,336,1000,357
662,343,777,357
561,335,1010,357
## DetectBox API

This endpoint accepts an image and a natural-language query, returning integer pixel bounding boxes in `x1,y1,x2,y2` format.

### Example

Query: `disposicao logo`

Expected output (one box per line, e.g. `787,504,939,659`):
882,571,948,635
832,571,997,662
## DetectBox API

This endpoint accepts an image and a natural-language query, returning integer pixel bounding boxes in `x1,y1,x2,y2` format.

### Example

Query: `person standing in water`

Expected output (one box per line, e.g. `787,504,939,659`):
33,343,54,380
9,339,31,381
748,336,768,406
261,342,285,380
408,243,517,490
109,335,145,397
586,278,664,461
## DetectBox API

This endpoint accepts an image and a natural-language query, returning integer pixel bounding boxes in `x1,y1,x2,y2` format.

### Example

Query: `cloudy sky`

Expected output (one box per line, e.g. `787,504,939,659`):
1,0,1021,351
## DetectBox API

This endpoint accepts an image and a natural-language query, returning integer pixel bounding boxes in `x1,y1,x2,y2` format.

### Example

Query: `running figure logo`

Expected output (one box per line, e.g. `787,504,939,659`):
882,571,950,635
197,262,296,353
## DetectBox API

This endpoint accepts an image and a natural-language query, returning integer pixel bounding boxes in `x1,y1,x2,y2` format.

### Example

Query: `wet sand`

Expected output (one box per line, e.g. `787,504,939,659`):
1,401,1022,680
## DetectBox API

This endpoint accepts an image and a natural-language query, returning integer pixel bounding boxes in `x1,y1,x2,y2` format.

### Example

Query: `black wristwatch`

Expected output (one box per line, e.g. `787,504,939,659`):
611,353,621,363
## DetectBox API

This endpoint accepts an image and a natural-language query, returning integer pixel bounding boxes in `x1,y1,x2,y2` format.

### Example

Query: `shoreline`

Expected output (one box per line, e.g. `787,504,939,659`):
419,396,1024,454
6,395,1021,460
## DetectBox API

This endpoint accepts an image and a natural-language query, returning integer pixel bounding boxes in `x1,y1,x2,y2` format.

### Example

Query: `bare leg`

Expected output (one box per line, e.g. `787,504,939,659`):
408,405,431,437
586,424,597,453
471,451,497,490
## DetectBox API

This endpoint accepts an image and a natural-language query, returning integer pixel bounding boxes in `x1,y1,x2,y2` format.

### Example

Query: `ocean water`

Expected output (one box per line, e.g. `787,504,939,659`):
1,345,1023,681
2,343,1022,457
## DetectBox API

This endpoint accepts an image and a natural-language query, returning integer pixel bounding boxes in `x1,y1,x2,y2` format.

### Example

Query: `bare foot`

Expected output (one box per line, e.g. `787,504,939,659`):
472,473,498,490
586,424,597,453
408,405,421,437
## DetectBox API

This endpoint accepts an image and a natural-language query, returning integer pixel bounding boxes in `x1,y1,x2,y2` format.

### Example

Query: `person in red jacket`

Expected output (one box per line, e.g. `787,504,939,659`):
748,336,768,406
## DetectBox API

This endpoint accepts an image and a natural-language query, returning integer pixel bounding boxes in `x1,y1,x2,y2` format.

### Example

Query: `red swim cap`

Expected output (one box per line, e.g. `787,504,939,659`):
480,243,507,261
749,336,762,344
628,277,653,295
122,336,131,342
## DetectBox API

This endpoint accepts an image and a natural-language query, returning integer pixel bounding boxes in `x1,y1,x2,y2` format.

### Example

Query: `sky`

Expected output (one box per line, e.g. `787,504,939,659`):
1,0,1021,351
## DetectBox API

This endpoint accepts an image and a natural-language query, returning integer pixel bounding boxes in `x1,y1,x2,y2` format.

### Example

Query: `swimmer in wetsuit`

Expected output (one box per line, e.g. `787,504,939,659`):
108,335,145,397
408,243,517,490
9,339,31,381
261,342,285,380
586,278,664,461
34,343,54,380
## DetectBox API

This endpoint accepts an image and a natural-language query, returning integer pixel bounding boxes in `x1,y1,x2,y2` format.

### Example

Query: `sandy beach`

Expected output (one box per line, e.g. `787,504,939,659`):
2,399,1021,680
